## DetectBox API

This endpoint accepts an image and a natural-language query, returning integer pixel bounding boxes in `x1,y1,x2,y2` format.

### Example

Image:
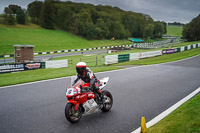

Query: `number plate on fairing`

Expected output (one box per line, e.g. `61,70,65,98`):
66,88,75,96
83,99,98,113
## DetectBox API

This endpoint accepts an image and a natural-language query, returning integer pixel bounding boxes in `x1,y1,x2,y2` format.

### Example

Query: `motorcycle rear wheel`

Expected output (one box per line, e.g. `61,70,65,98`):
101,90,113,112
65,103,82,123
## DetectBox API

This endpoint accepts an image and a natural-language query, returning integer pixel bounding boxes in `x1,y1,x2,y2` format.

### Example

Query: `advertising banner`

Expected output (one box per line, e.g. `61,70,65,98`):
105,55,118,65
163,49,176,54
24,63,41,70
139,50,162,59
45,59,68,68
118,54,129,63
129,53,140,61
0,64,24,73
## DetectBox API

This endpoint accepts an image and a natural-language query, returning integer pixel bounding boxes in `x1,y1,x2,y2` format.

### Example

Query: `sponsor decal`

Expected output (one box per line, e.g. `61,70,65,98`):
163,49,176,54
88,94,94,97
25,63,41,70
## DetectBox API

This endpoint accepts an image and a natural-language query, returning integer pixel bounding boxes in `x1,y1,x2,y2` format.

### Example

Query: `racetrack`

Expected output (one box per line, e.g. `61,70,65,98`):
0,55,200,133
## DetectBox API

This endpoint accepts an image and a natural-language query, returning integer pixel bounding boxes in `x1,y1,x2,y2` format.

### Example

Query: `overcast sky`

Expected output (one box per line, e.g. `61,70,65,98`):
0,0,199,23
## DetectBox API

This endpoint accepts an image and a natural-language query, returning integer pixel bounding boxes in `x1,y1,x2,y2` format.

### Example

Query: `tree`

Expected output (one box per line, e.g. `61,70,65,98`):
8,4,21,14
182,14,200,41
95,18,109,39
40,0,55,29
3,7,15,25
27,1,43,24
154,21,165,37
143,24,154,39
16,9,26,24
109,21,128,39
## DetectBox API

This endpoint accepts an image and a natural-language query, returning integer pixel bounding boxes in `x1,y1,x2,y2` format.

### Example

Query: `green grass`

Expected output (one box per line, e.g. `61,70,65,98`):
0,24,131,55
167,25,183,37
149,94,200,133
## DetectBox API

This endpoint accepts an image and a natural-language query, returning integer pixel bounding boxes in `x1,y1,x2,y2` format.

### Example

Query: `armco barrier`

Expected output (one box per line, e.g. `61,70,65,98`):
0,62,44,73
105,50,162,65
130,53,140,61
139,50,162,59
105,43,200,65
118,54,130,63
105,55,118,65
45,59,68,68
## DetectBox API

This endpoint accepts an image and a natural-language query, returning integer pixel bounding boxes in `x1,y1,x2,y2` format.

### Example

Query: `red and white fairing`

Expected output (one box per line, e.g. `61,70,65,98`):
65,76,109,114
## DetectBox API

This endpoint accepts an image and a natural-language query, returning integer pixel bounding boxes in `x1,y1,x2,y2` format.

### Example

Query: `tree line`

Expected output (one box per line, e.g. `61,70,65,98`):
182,14,200,41
168,22,184,26
2,4,26,25
2,0,167,40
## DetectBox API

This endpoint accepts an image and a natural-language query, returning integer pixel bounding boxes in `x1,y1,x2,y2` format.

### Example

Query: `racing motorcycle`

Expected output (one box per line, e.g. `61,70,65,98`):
65,76,113,123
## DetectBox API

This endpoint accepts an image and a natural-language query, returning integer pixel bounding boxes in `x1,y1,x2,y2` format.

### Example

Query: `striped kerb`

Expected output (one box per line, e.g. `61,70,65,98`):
184,46,188,51
176,48,181,52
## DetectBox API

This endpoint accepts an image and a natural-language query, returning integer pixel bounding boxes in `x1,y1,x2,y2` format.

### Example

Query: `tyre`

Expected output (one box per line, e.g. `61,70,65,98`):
101,90,113,112
65,103,82,123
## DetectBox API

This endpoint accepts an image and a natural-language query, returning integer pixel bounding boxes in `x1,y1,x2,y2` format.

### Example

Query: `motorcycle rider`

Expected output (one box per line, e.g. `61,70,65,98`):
73,62,101,95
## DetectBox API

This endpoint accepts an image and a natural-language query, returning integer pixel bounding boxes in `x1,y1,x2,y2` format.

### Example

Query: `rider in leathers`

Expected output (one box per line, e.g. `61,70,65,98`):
73,62,101,94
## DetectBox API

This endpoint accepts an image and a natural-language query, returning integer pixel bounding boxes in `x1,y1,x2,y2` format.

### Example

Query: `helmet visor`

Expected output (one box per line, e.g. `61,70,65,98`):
76,66,85,75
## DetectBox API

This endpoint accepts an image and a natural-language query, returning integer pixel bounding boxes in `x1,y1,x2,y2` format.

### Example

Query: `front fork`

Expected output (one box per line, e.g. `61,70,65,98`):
68,100,80,111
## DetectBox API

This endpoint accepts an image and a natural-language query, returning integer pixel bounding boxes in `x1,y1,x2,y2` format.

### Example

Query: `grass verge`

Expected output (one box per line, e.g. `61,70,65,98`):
149,93,200,133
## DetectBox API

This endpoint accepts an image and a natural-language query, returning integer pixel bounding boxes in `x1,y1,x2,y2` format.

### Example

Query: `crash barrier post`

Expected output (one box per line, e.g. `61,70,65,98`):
141,117,148,133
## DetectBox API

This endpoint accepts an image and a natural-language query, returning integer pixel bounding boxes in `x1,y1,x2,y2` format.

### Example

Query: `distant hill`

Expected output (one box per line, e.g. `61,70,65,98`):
167,25,183,37
0,24,131,55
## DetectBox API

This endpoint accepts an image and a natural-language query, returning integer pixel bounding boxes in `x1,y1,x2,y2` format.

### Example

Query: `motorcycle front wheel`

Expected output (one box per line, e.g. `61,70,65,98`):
101,90,113,112
65,103,82,123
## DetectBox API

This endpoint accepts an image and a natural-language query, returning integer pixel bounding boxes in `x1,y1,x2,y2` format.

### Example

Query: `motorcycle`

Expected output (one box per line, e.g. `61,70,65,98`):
65,76,113,123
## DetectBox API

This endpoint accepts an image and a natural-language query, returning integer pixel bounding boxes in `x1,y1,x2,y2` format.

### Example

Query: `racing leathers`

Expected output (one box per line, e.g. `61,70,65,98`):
74,67,100,93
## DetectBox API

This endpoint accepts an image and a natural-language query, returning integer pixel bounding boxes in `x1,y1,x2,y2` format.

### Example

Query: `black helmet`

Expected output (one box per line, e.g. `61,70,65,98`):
76,62,86,76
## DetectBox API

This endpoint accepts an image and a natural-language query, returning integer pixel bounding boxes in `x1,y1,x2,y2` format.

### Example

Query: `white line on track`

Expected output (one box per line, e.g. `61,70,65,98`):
0,54,199,90
131,87,200,133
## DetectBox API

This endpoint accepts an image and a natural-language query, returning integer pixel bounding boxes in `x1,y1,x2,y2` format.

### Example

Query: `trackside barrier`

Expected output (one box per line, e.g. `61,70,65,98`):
105,43,200,65
139,50,162,59
105,55,118,65
105,50,162,65
0,62,45,73
45,59,68,68
130,53,140,61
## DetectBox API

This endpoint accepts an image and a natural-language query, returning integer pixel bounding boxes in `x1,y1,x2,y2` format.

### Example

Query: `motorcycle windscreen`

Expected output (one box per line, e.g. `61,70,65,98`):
70,76,85,88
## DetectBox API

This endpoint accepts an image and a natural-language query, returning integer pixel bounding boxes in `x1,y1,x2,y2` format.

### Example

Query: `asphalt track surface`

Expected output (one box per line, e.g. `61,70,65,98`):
0,50,107,64
0,55,200,133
